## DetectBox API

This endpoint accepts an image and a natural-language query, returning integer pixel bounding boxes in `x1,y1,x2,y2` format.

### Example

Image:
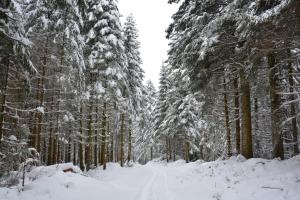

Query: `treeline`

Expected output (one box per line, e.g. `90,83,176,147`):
0,0,299,186
139,0,300,162
0,0,146,183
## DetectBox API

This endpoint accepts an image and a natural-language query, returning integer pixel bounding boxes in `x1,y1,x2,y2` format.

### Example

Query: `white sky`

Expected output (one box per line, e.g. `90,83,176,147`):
118,0,178,87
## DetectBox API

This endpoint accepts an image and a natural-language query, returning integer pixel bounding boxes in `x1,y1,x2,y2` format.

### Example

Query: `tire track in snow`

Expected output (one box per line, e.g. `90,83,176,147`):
162,169,175,200
152,168,175,200
133,168,158,200
133,166,175,200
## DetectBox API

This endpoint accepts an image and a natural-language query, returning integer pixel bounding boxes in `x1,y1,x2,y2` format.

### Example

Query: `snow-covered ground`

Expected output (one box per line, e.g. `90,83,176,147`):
1,156,300,200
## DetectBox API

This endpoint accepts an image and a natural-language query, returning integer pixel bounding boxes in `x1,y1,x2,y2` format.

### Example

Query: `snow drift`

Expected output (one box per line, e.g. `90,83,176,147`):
0,156,299,200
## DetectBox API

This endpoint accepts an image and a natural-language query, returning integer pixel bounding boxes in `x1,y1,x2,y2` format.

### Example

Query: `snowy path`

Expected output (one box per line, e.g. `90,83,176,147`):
1,156,300,200
133,165,175,200
90,163,176,200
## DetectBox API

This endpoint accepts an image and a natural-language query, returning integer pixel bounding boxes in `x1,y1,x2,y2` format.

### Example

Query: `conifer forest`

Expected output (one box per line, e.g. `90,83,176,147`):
0,1,300,200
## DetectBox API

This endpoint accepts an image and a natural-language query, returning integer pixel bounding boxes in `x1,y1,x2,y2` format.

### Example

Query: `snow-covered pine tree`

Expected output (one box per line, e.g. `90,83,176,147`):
24,0,57,156
153,63,172,161
167,0,300,160
167,0,230,160
134,80,156,163
123,14,144,163
23,0,86,166
49,0,85,166
163,65,203,162
85,0,128,169
123,14,144,114
0,0,36,185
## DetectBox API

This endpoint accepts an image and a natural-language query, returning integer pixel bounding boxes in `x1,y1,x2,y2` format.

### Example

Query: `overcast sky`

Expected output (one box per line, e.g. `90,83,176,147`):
118,0,178,87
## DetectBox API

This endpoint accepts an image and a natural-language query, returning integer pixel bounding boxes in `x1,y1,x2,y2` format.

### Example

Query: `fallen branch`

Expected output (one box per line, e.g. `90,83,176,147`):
63,168,76,173
261,186,284,191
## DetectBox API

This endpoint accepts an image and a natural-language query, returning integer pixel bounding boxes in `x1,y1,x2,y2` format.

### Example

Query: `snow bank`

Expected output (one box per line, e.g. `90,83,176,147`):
0,163,130,200
27,163,82,181
142,155,300,200
163,155,300,200
0,156,299,200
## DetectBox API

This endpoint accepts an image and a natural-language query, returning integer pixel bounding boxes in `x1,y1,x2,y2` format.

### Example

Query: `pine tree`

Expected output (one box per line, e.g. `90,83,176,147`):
153,63,170,161
123,14,144,113
135,81,156,163
123,14,144,163
0,0,36,181
166,0,299,160
85,0,128,169
163,64,202,162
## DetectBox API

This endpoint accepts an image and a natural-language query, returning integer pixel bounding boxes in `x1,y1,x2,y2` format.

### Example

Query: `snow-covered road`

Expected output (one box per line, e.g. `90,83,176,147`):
1,156,300,200
132,166,175,200
88,163,177,200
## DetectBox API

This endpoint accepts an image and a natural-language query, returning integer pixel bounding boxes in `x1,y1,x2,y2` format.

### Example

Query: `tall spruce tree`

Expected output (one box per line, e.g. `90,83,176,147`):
123,14,144,163
86,0,128,169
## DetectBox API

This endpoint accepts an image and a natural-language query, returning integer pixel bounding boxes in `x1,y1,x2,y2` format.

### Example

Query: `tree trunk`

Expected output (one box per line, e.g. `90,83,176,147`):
223,78,232,157
98,142,102,165
31,79,39,148
58,135,61,163
168,138,172,161
30,77,39,148
106,142,109,165
166,136,169,162
66,137,71,163
127,123,132,163
240,69,253,159
0,55,9,147
36,67,45,153
101,102,107,170
42,132,47,163
98,120,102,165
106,120,111,162
120,113,125,167
79,102,84,171
110,128,114,162
53,135,58,164
173,139,176,161
254,96,260,157
47,98,54,165
185,141,190,163
68,122,72,163
36,36,48,153
73,141,77,165
115,134,119,163
234,78,241,154
86,101,93,170
287,49,299,156
85,143,88,167
94,106,98,167
268,53,284,159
